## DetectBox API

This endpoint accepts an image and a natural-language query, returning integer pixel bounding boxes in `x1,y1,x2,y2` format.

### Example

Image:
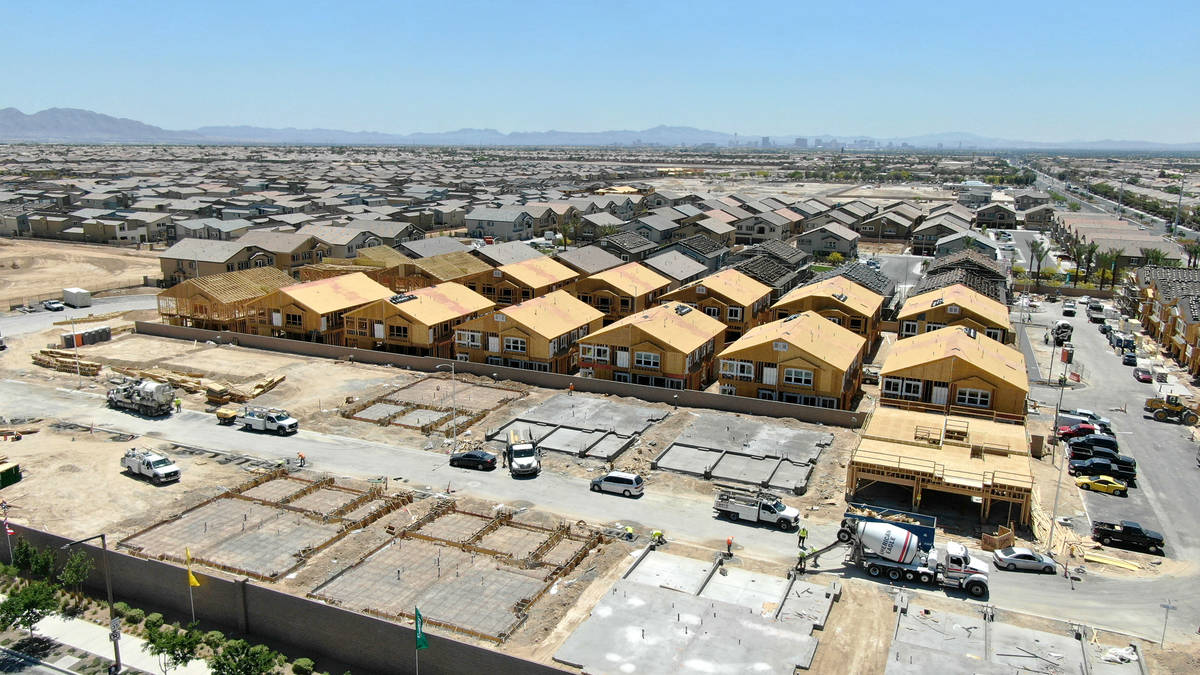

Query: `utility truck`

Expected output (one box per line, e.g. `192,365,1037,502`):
120,448,181,484
713,486,800,530
235,406,298,435
107,379,175,416
804,516,989,597
506,430,541,476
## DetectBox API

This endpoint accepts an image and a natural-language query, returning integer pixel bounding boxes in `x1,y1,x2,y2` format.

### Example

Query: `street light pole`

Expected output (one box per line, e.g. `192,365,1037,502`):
436,363,458,452
1046,377,1068,557
62,534,120,674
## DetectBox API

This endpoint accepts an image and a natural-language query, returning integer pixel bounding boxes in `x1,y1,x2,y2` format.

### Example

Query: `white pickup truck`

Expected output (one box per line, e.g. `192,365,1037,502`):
713,488,800,530
235,407,299,435
121,448,181,484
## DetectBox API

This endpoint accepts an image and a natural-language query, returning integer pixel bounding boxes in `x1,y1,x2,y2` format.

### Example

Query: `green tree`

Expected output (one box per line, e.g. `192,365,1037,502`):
1141,247,1170,267
1082,242,1099,284
1093,250,1116,290
0,580,60,637
827,252,844,265
1068,201,1082,212
57,549,94,607
1184,241,1200,268
11,538,36,574
144,622,205,675
1029,240,1049,292
208,639,283,675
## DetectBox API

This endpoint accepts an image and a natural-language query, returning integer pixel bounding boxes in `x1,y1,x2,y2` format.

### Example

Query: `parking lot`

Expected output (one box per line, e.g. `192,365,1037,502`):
1027,299,1200,559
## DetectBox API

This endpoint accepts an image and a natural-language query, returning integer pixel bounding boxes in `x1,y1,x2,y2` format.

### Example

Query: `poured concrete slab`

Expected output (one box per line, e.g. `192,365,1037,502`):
393,408,451,427
554,579,818,675
671,414,832,463
654,444,715,476
886,642,1014,675
990,621,1084,673
698,565,788,616
710,452,776,485
354,402,406,421
515,394,665,435
894,604,986,658
776,579,836,630
767,461,815,494
624,551,712,593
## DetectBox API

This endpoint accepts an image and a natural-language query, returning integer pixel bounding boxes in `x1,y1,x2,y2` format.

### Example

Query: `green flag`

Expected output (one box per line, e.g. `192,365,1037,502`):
415,607,428,650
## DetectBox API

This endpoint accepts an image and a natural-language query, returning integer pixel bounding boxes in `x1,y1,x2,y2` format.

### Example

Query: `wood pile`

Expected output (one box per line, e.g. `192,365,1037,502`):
108,366,285,405
846,505,921,525
32,349,101,376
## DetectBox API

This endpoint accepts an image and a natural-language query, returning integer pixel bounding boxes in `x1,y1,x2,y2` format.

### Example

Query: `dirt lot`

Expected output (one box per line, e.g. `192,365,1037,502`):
0,239,161,304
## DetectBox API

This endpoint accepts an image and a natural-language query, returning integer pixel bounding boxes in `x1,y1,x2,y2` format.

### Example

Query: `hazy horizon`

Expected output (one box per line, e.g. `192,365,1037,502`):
3,0,1198,143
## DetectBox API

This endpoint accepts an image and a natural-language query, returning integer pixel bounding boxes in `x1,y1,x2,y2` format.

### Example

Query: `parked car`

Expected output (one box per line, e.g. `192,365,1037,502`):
1099,323,1113,335
1133,367,1152,383
42,300,65,311
1092,520,1164,554
862,365,880,385
1062,300,1077,317
590,470,644,497
1068,457,1136,481
1075,474,1129,497
449,449,497,470
1122,352,1138,366
1057,422,1100,440
992,547,1056,573
1067,433,1119,453
1059,409,1111,427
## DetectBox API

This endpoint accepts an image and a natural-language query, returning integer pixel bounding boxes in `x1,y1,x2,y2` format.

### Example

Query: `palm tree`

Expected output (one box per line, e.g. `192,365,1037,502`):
1185,241,1200,268
1070,243,1087,286
1029,239,1048,292
1108,247,1126,291
1093,250,1115,290
1141,247,1169,267
1083,242,1099,284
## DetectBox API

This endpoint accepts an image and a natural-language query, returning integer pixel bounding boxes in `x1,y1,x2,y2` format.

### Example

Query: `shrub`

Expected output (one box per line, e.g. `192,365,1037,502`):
113,601,130,617
124,608,145,625
292,658,315,674
204,630,226,649
144,612,164,630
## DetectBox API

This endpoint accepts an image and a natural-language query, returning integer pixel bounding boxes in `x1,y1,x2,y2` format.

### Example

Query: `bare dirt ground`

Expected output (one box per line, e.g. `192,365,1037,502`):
0,239,161,304
859,241,907,255
644,177,854,201
807,579,894,675
0,422,248,540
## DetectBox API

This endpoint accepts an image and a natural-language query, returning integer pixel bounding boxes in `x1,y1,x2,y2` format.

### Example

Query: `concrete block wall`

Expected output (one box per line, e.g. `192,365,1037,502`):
12,525,566,675
134,321,863,428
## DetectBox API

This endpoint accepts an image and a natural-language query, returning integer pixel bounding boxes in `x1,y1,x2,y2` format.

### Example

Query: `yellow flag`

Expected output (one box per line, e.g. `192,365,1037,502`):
186,547,200,587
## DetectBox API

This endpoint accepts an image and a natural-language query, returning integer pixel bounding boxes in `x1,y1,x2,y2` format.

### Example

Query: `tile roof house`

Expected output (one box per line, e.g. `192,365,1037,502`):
577,301,726,390
454,290,604,374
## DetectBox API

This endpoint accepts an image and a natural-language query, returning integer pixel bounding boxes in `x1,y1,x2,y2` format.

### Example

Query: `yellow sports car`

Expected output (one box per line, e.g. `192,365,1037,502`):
1075,474,1128,497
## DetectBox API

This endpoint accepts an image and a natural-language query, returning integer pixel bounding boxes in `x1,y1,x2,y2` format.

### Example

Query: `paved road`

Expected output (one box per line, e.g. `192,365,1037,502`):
0,294,157,337
6,375,1200,641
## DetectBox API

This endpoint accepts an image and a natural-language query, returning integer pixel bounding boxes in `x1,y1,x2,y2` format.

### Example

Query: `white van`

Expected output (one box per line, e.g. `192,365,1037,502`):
590,471,644,497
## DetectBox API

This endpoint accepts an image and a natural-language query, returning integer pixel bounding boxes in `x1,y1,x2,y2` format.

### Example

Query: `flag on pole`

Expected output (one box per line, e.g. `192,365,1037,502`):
414,607,428,650
186,547,200,587
3,518,12,536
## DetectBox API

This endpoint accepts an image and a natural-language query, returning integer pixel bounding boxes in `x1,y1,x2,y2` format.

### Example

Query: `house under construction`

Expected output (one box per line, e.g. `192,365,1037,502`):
157,266,298,332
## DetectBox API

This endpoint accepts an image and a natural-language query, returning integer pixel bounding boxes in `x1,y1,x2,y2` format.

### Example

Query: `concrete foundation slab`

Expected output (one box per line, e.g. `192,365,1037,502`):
672,414,832,463
776,579,836,630
540,538,587,567
387,379,519,411
354,402,406,422
289,488,358,515
766,461,814,494
989,621,1084,673
623,551,712,593
514,394,666,436
710,452,776,485
698,565,788,616
654,444,716,476
477,527,549,559
392,409,451,427
554,579,818,675
416,512,491,542
241,477,307,502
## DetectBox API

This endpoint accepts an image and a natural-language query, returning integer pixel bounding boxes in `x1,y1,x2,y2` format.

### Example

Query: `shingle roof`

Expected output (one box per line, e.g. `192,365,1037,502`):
807,262,895,297
159,239,252,263
474,241,544,267
602,231,656,253
910,269,1007,303
643,250,708,282
677,234,728,257
555,246,624,275
733,255,799,288
236,230,313,254
719,311,865,372
926,248,1007,280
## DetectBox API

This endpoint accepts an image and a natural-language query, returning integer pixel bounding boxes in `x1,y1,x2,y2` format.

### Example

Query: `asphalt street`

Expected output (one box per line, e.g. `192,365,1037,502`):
5,372,1200,640
0,294,158,337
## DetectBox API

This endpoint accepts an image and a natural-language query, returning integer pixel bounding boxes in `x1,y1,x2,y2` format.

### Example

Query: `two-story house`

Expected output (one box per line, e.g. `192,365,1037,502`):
479,256,579,306
244,272,394,344
577,301,726,390
795,223,860,260
897,283,1013,344
343,282,494,357
659,268,772,342
771,274,886,350
454,290,603,373
574,262,671,325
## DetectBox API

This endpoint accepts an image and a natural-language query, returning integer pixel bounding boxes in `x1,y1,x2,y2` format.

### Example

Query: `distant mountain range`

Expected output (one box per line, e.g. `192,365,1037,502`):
2,107,1197,151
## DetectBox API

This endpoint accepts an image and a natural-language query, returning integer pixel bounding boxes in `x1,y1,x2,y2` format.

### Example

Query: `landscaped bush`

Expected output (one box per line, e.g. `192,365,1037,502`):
204,630,226,649
124,607,145,624
113,601,130,617
143,612,164,630
292,657,315,674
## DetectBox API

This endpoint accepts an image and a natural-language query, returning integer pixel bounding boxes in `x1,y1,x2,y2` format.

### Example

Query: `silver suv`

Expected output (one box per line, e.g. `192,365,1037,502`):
590,471,644,497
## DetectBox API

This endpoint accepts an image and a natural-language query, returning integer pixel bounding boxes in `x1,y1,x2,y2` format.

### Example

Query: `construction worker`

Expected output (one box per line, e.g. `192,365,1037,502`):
726,536,733,556
651,530,665,545
798,524,808,548
174,397,182,413
568,382,575,396
297,452,306,467
624,526,635,541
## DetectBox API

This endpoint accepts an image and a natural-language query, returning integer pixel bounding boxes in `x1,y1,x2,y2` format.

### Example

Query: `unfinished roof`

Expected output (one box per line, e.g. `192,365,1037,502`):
898,283,1011,329
474,241,544,267
400,237,470,258
585,301,726,353
673,268,771,306
926,248,1007,280
881,326,1027,393
160,266,296,304
643,250,709,282
498,256,578,288
362,282,493,326
498,290,604,339
278,272,394,315
774,274,884,315
720,312,865,371
586,262,671,296
410,250,493,281
911,269,1007,304
807,261,895,297
353,245,410,266
555,245,623,275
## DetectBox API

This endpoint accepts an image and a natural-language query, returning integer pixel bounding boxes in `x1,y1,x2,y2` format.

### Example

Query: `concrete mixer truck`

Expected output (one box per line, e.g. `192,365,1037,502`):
804,516,989,598
106,378,175,417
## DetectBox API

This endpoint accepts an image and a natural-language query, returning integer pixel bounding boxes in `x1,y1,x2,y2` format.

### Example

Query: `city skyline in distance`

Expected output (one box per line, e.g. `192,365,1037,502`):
2,1,1198,144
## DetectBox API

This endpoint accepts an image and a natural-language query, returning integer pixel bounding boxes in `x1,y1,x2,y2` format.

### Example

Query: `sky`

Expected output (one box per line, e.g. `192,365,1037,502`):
3,0,1198,142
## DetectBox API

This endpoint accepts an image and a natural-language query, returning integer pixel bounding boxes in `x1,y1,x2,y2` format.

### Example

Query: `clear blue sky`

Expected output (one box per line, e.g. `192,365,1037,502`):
3,0,1198,142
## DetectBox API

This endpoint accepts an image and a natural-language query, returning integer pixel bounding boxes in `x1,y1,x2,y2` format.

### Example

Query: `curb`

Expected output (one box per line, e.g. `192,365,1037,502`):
0,645,80,675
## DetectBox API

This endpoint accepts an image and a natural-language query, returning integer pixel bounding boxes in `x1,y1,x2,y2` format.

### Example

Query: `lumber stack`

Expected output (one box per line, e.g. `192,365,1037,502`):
32,349,101,376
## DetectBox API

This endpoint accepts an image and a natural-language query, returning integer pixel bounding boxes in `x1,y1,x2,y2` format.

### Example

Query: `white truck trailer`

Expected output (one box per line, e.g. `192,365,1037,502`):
62,288,92,308
713,487,801,530
804,518,989,597
120,448,181,484
107,379,175,417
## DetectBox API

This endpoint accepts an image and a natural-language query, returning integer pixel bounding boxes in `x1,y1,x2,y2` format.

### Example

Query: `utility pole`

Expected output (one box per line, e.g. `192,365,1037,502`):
1045,376,1068,556
1173,175,1185,233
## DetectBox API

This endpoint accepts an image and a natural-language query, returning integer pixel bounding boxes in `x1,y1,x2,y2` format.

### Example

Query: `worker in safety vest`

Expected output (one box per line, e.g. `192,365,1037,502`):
798,525,808,548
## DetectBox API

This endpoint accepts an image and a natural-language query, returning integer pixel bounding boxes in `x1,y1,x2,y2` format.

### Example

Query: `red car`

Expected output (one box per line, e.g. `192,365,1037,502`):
1133,367,1152,383
1057,423,1098,439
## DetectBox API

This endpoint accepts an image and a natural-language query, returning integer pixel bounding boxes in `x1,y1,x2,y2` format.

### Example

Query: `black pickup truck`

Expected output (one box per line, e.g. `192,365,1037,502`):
1092,520,1164,554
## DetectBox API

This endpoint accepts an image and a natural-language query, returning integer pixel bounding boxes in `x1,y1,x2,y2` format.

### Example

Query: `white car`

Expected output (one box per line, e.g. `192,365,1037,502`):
590,471,644,497
992,547,1056,573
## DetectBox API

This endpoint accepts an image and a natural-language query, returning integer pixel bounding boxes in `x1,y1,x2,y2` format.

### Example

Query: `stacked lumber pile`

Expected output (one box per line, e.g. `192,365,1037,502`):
32,349,101,376
112,366,204,393
847,505,921,525
206,375,285,405
108,366,285,406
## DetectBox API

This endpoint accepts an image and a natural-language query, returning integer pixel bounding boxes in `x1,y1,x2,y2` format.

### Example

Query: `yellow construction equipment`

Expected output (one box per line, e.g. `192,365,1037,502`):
1143,394,1200,425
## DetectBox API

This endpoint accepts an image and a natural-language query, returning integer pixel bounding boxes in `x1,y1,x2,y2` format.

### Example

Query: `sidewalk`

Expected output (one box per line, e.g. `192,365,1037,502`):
30,612,211,675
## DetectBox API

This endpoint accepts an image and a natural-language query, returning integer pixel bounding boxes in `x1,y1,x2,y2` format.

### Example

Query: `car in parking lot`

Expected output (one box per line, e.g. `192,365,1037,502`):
1057,422,1104,440
1058,408,1111,428
1122,352,1138,366
41,300,65,311
1062,300,1076,316
1067,433,1119,453
992,547,1057,573
448,449,497,470
1133,367,1152,383
1068,457,1136,482
1076,474,1129,496
590,470,644,497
